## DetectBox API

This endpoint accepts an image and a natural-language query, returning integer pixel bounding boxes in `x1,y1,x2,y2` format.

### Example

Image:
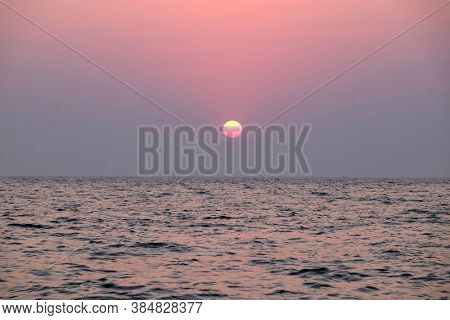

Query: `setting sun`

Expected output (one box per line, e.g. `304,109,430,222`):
222,120,242,138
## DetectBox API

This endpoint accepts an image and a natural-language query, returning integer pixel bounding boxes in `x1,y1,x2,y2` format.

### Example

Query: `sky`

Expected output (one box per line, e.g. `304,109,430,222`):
0,0,449,177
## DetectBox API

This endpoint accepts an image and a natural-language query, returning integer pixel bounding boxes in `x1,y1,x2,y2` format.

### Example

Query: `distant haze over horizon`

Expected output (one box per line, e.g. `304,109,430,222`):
1,0,449,177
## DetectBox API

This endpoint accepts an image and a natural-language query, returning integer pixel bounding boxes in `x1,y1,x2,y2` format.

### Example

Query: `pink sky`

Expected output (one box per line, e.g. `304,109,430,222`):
0,0,449,176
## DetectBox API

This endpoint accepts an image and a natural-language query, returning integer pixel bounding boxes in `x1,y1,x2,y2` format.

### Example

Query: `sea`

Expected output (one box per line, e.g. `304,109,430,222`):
0,177,448,299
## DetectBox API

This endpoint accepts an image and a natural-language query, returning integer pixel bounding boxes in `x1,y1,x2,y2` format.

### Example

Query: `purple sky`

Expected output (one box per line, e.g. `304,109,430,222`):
1,0,449,177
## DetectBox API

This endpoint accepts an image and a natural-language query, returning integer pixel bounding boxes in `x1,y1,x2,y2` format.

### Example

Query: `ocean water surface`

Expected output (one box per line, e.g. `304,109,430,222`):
0,177,449,299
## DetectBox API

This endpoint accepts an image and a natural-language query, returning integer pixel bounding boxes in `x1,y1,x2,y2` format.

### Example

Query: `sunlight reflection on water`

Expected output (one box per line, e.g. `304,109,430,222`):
0,178,449,299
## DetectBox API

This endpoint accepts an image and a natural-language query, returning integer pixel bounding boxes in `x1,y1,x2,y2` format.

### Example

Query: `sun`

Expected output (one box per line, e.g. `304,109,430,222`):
222,120,242,138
